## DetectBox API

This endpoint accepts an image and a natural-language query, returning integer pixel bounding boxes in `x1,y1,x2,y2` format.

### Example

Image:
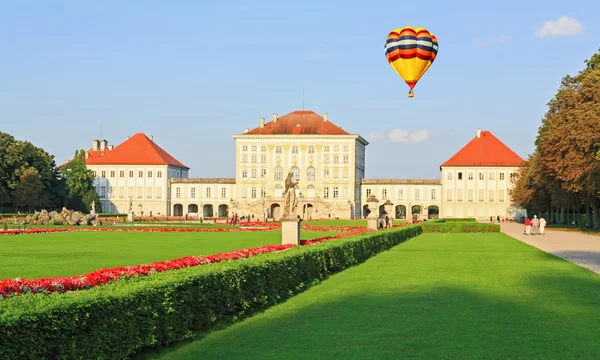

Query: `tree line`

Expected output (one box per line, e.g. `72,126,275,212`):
0,132,100,214
511,49,600,227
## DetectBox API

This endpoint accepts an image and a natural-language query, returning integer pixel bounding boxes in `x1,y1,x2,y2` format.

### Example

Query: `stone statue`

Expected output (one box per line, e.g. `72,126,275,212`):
128,199,133,212
90,201,96,214
282,172,298,219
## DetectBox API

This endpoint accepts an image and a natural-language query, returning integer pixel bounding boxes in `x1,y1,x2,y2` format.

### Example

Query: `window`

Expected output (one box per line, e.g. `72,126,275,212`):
261,169,267,178
447,172,452,180
343,155,349,163
332,146,338,152
382,189,387,199
251,186,257,199
251,169,257,178
251,145,257,152
101,171,106,178
119,171,125,177
138,171,143,178
457,189,463,202
333,155,339,163
242,169,248,178
148,171,152,178
333,186,339,198
499,190,505,202
92,171,97,177
324,155,330,163
308,146,315,154
260,186,266,198
366,188,372,198
479,189,484,202
489,172,495,180
109,186,114,198
242,155,248,163
261,155,266,163
100,186,106,198
489,190,495,202
307,185,315,198
261,145,266,152
479,172,484,180
499,173,505,180
343,145,349,152
430,189,436,200
468,189,473,202
118,186,124,199
291,146,298,154
398,189,404,200
468,172,473,180
324,186,330,199
274,166,283,181
242,145,247,151
414,189,420,200
307,167,316,181
333,168,339,178
275,146,282,154
156,187,162,199
510,173,517,181
458,172,463,180
137,187,143,199
251,155,257,163
128,186,134,199
342,186,348,199
221,187,227,198
110,171,115,178
324,146,330,152
146,187,152,199
343,168,349,178
291,166,300,181
275,184,283,198
176,187,181,198
447,189,452,201
191,187,196,199
206,187,211,198
323,169,330,178
129,171,134,177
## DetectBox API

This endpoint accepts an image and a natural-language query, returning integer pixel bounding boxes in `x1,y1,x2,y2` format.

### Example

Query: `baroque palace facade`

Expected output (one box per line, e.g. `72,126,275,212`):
80,111,524,220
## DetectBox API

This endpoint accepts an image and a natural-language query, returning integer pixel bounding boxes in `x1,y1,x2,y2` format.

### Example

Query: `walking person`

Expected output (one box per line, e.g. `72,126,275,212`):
524,218,531,235
385,214,390,229
539,217,547,235
378,216,384,230
531,215,540,235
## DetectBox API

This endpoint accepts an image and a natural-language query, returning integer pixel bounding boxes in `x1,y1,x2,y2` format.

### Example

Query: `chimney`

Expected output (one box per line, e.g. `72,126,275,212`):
260,117,265,128
100,139,108,151
126,136,130,140
324,113,328,122
149,135,153,141
477,129,481,138
273,113,278,122
108,145,114,150
92,139,100,151
85,152,90,159
244,128,249,133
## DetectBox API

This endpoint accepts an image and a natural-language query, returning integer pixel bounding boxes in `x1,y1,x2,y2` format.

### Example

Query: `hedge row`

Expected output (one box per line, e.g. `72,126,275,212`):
435,218,477,223
421,222,500,233
0,226,422,359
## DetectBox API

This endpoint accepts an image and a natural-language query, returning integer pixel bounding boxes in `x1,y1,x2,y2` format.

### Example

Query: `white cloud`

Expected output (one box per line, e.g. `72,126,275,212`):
388,129,430,143
535,16,583,38
366,131,384,141
475,34,507,47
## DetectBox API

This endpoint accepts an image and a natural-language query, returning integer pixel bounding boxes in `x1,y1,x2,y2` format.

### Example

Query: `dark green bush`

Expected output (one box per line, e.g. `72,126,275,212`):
0,226,422,359
421,222,499,233
442,218,477,222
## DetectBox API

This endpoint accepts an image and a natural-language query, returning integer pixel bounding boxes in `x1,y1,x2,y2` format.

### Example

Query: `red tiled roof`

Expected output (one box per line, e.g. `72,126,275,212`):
441,130,524,167
85,133,188,168
245,111,350,135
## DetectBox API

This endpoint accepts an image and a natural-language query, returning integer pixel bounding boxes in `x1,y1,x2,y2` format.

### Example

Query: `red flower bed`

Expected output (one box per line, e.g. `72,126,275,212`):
0,228,367,299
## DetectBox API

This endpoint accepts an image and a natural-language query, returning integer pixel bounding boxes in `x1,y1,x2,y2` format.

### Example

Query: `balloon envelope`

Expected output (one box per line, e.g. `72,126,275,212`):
385,26,438,96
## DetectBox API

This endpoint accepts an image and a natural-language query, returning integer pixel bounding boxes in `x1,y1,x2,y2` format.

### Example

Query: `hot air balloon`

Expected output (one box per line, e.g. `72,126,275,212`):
385,26,438,98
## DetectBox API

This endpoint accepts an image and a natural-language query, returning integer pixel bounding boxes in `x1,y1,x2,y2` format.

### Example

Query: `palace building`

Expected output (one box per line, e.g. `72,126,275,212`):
79,110,524,220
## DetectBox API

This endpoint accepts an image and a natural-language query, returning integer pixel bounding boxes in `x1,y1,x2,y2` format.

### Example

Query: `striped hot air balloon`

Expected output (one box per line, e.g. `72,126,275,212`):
385,26,438,98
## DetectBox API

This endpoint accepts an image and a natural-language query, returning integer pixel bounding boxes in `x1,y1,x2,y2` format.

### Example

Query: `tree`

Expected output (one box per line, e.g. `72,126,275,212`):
13,167,45,213
61,150,101,213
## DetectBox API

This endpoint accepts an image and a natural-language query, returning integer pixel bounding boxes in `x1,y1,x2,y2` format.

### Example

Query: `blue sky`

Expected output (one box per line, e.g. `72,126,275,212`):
1,1,598,179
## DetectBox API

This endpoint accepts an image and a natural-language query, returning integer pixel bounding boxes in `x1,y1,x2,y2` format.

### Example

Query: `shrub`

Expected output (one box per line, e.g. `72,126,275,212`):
0,226,422,359
442,218,477,222
421,222,499,233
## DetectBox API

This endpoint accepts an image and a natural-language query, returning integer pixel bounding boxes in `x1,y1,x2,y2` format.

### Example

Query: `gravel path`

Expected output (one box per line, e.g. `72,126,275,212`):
500,222,600,274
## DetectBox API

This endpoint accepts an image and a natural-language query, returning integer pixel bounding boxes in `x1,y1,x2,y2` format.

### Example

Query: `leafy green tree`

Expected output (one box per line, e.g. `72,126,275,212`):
61,150,101,213
13,167,46,213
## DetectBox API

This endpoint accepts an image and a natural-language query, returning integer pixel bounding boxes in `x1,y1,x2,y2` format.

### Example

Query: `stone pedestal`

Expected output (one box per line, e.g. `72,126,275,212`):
366,195,380,231
127,211,134,222
281,218,301,246
383,200,394,227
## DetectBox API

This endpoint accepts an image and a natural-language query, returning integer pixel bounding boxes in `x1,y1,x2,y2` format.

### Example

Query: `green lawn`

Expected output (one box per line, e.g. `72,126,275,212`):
0,230,333,280
149,232,600,359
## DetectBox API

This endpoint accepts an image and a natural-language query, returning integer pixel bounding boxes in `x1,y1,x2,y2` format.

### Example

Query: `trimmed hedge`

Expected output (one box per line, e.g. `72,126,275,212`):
0,226,422,359
421,222,500,233
435,218,477,223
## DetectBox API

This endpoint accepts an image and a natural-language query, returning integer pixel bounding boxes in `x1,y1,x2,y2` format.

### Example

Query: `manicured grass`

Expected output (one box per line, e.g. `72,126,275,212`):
0,230,333,280
149,233,600,359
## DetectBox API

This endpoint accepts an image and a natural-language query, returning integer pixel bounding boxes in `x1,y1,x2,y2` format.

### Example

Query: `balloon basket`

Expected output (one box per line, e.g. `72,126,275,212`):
408,90,414,98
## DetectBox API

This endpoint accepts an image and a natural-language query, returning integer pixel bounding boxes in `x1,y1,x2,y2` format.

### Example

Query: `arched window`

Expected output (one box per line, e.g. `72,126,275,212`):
274,184,283,198
307,166,316,181
290,166,300,181
274,166,283,181
307,185,315,198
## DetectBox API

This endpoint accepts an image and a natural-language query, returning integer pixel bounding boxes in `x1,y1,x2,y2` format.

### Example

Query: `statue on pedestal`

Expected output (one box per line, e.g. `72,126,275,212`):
90,201,96,215
282,172,298,219
128,199,133,213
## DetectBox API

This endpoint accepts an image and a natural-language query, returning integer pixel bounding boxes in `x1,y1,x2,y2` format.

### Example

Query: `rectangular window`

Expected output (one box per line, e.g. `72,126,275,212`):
261,169,267,178
446,189,452,201
148,171,152,178
333,155,339,163
92,170,97,177
479,189,484,202
324,146,330,152
261,155,266,163
468,172,473,180
308,146,315,154
382,189,387,199
221,187,227,198
324,155,330,163
129,171,134,177
100,186,106,198
251,145,257,152
458,172,463,180
156,187,162,199
333,168,339,178
176,187,181,198
479,172,484,180
343,168,349,178
242,170,248,178
499,173,505,180
251,187,257,199
137,187,143,199
343,155,348,163
119,170,124,177
343,145,349,152
457,189,463,202
430,189,436,200
110,171,115,178
398,189,404,200
489,190,495,202
414,188,420,200
499,190,505,202
138,171,143,178
242,155,248,163
251,155,256,163
242,145,248,151
323,169,329,178
191,187,196,198
342,186,348,199
128,186,134,199
109,186,114,198
118,186,124,199
206,187,211,198
146,187,152,199
468,189,473,202
324,186,330,199
447,172,452,180
275,146,282,153
333,186,339,198
157,171,162,178
261,145,266,152
366,188,371,198
291,146,298,154
489,172,495,180
510,173,517,181
333,146,339,152
101,171,106,178
251,169,257,178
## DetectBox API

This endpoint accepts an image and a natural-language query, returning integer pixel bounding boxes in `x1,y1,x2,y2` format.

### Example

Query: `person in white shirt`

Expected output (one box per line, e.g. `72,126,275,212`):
539,217,547,235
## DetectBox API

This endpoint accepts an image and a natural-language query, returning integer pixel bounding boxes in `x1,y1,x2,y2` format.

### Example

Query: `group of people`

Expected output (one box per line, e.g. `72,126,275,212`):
378,214,392,230
228,213,253,225
489,215,510,223
524,215,547,235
